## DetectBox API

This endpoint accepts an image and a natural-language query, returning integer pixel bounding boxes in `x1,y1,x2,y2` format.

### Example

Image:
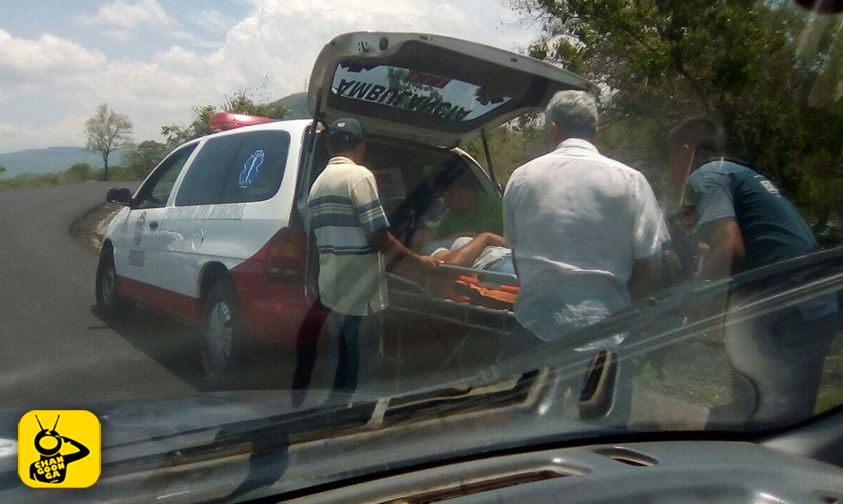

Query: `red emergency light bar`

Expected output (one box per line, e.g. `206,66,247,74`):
208,112,273,133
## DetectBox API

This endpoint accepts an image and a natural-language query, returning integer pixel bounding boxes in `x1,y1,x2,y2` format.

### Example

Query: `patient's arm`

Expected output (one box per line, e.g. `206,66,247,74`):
432,233,507,268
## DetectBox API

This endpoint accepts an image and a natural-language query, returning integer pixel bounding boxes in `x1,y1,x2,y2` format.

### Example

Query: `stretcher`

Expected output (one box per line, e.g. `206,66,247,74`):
387,264,520,335
384,265,520,387
386,265,620,420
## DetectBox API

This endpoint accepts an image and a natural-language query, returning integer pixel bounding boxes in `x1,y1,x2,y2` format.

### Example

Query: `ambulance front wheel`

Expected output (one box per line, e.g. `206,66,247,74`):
96,250,125,319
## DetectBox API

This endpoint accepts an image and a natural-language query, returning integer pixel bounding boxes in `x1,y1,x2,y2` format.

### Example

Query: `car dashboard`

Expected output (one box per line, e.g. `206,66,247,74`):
279,441,843,504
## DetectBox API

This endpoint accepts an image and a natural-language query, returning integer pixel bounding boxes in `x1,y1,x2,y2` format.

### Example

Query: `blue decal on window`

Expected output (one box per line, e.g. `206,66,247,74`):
239,150,265,188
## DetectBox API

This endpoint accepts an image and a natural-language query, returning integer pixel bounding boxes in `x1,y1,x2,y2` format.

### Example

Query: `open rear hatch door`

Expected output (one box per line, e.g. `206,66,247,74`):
308,32,596,147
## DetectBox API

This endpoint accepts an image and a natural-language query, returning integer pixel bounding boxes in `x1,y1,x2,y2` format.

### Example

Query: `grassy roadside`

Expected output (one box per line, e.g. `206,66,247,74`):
0,165,141,193
68,201,124,252
632,330,843,422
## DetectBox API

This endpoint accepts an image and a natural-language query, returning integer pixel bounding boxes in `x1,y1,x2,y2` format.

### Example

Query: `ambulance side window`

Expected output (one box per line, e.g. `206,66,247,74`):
219,130,291,204
175,134,244,207
134,144,197,209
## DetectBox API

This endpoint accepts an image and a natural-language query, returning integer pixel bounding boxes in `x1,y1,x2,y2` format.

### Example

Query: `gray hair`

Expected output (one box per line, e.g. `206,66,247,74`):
545,90,598,140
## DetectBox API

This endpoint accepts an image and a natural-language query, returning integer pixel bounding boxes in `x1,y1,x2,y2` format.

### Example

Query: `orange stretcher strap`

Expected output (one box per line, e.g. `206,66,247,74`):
433,274,519,309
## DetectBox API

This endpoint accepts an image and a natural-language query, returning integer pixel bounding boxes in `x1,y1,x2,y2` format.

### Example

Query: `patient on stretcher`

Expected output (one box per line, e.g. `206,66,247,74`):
422,232,515,279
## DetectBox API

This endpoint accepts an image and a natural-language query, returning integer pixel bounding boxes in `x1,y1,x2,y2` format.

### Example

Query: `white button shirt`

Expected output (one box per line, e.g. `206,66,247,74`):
504,138,669,345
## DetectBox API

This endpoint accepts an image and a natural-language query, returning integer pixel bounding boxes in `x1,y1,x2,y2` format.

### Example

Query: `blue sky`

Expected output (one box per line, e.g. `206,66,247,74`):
0,0,541,152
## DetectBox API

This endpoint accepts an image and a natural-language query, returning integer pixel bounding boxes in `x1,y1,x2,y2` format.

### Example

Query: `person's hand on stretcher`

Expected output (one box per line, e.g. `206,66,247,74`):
369,228,442,283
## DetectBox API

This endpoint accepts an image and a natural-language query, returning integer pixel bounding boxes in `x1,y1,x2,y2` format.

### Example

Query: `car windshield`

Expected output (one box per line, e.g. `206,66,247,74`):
2,0,843,500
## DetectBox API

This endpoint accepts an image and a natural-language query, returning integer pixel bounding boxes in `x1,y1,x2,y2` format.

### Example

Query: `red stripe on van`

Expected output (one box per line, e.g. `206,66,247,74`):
117,275,199,323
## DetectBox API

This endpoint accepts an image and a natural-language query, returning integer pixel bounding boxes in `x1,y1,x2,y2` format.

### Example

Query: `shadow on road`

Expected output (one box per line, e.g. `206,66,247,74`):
89,305,294,394
90,304,208,391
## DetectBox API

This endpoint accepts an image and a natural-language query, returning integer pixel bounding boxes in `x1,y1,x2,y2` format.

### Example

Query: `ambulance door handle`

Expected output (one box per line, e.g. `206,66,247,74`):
149,221,159,230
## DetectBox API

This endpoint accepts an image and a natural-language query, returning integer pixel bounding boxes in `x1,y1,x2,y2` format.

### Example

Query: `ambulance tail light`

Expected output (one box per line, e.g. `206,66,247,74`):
266,227,307,283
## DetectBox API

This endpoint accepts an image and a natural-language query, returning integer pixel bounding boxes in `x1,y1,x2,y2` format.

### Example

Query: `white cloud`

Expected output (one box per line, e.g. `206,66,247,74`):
195,9,238,34
0,0,541,152
76,0,175,31
0,29,105,82
0,115,90,152
0,30,219,151
171,29,220,49
208,0,482,97
153,45,203,71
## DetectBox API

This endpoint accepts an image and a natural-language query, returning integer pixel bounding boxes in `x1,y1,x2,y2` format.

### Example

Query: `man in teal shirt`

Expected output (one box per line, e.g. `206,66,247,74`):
426,162,504,241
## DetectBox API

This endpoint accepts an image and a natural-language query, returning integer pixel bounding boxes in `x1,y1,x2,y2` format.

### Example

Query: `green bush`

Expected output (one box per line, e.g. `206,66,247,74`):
64,162,95,182
94,165,138,182
0,161,123,192
0,172,62,192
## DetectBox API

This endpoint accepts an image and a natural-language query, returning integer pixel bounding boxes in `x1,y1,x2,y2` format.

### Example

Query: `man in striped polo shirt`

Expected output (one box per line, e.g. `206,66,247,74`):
307,118,439,395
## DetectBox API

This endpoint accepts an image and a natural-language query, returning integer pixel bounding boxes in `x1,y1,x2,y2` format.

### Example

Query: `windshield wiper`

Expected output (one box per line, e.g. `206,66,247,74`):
95,367,553,481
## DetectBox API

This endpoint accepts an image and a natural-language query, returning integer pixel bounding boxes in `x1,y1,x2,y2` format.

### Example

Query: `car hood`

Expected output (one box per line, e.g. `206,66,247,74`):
0,371,615,503
0,389,360,460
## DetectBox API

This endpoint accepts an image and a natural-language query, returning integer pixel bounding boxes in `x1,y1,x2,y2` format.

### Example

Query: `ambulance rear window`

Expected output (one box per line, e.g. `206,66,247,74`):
331,64,511,124
175,130,291,206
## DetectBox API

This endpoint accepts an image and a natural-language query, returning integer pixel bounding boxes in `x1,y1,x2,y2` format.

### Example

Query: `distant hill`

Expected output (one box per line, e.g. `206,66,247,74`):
1,94,309,177
274,92,310,120
0,147,126,177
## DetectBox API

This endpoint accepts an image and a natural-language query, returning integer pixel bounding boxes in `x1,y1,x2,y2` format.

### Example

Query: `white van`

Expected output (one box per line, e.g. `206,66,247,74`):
96,31,594,385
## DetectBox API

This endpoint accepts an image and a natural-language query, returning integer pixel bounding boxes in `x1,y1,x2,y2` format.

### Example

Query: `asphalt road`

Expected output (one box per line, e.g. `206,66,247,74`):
0,182,201,408
0,182,402,409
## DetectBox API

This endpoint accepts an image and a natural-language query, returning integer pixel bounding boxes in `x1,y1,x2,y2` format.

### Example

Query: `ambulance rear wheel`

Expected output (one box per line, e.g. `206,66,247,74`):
200,277,246,389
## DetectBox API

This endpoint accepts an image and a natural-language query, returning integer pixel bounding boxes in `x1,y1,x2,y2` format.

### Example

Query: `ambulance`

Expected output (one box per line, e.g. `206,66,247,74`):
96,31,595,385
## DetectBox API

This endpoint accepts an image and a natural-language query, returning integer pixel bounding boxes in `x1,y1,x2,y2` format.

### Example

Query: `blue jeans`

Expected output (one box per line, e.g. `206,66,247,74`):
712,295,839,427
292,302,382,405
328,311,364,393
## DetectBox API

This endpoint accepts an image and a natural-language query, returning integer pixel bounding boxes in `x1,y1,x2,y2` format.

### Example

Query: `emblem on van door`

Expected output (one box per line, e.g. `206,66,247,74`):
134,212,146,246
239,150,265,188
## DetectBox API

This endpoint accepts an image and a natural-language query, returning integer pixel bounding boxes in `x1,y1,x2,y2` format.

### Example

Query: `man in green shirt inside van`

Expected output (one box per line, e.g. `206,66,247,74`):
416,161,504,248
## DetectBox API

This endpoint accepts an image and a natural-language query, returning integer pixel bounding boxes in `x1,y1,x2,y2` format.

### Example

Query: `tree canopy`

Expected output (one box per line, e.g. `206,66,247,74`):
510,0,843,214
125,140,169,179
161,89,290,148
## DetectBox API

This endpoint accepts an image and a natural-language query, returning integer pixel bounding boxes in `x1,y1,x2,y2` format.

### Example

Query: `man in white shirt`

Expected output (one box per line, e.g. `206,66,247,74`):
504,90,669,349
503,91,668,424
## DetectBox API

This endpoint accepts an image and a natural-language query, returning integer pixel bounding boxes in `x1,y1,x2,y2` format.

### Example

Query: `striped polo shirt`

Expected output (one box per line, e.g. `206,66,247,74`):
307,156,390,315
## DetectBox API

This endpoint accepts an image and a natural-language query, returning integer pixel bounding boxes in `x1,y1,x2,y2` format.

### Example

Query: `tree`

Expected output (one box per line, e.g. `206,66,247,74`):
66,162,94,181
161,88,289,148
466,118,545,184
511,0,843,214
161,105,216,148
126,140,168,179
85,104,133,181
221,89,289,119
0,164,6,176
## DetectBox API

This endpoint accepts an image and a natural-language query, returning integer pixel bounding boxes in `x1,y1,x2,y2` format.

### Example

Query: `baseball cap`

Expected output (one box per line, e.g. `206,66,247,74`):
328,118,365,146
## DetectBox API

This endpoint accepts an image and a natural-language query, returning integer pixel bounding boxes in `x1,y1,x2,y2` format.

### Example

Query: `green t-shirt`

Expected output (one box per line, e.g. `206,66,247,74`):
434,192,504,237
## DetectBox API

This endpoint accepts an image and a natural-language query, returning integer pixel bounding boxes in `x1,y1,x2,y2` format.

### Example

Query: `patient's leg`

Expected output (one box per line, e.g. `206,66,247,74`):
437,233,506,268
